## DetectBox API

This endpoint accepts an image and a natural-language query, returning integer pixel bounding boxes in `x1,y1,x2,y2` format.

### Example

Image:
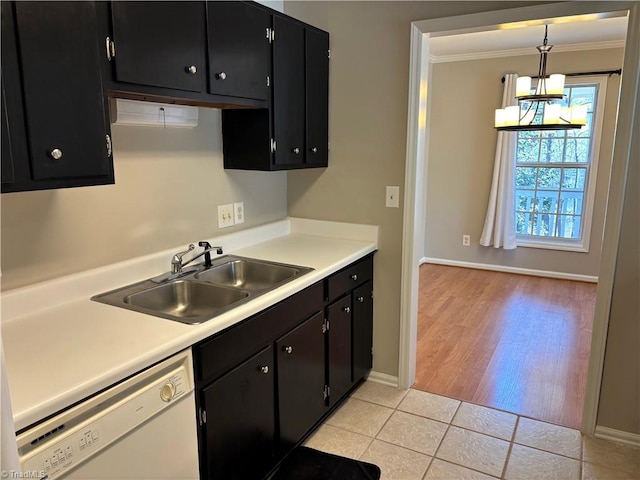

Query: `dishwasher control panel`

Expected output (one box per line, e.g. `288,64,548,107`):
17,350,194,480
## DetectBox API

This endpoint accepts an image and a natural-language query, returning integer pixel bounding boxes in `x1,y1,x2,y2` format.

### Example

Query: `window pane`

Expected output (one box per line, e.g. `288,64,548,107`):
539,138,564,162
537,168,561,188
516,138,541,162
561,168,586,190
557,215,581,239
538,194,559,214
564,138,590,163
516,167,537,187
560,191,584,215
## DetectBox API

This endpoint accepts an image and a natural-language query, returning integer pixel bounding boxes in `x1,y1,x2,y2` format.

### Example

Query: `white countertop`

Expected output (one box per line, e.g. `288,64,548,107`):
1,218,378,431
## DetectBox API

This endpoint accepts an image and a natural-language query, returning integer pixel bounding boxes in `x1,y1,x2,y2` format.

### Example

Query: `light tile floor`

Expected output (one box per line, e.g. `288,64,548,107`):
304,382,640,480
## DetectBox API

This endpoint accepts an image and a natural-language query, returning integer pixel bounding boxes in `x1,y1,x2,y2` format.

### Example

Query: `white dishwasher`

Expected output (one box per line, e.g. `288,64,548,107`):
16,348,200,480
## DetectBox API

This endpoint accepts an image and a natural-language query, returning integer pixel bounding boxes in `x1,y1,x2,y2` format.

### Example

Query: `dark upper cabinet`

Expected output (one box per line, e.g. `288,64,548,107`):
272,15,306,167
222,13,329,171
2,1,113,193
207,1,271,100
305,28,329,167
109,2,206,92
1,79,15,185
201,346,276,480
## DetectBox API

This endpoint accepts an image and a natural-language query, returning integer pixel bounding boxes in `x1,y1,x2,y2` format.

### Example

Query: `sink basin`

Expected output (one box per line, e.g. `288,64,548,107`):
91,255,314,324
123,280,248,320
195,258,305,290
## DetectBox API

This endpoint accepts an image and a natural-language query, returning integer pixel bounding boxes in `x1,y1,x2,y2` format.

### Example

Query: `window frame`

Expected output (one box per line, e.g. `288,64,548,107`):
515,75,608,252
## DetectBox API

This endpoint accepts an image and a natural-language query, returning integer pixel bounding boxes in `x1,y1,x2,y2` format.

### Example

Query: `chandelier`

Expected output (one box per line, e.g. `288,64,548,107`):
494,25,587,131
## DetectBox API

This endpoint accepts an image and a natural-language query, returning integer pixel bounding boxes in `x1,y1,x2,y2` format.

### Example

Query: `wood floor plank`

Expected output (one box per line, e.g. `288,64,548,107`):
414,264,596,429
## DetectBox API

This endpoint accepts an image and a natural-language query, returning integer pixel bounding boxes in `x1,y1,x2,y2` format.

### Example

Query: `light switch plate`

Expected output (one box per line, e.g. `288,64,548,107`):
234,202,245,224
218,204,235,228
386,186,400,208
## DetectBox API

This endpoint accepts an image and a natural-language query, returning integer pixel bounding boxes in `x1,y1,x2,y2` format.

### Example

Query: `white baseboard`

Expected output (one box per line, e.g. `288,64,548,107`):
595,425,640,447
420,257,598,283
365,371,399,388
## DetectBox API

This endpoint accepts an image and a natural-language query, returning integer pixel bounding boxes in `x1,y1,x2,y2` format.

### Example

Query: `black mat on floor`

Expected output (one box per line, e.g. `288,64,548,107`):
270,446,381,480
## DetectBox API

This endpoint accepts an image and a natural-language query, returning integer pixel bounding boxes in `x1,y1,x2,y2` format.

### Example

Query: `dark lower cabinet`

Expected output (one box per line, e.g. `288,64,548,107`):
2,1,113,193
194,255,374,479
353,281,374,382
327,295,353,407
201,346,275,480
276,312,326,449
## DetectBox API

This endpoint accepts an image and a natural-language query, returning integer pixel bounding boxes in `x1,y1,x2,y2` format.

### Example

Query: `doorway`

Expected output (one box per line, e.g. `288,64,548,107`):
399,2,639,435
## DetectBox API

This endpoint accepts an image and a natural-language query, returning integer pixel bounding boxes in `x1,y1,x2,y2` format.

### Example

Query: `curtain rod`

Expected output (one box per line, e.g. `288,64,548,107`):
501,69,622,83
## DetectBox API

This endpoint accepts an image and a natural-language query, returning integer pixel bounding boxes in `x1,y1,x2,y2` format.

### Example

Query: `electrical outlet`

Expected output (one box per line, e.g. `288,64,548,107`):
234,202,245,224
463,234,471,246
218,204,235,228
386,186,400,208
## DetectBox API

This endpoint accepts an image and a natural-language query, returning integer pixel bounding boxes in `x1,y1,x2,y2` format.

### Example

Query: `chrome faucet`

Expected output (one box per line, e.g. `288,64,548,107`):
170,242,224,275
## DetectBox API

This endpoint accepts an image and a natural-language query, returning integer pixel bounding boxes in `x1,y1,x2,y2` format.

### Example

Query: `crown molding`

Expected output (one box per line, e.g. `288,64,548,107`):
429,40,626,63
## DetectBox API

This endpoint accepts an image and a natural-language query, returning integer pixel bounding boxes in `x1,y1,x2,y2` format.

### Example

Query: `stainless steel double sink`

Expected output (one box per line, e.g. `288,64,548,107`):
91,255,314,324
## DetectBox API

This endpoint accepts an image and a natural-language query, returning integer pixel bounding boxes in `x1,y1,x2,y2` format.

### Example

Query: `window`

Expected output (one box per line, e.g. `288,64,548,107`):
514,76,607,252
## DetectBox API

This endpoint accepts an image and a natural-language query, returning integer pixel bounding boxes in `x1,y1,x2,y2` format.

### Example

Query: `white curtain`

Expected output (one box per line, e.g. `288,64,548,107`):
480,73,518,249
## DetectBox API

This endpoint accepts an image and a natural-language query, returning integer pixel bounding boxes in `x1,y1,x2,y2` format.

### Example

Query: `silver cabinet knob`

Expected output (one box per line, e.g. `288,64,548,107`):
357,296,365,303
259,365,269,374
283,346,293,354
351,274,358,281
50,148,63,160
216,72,227,80
186,65,197,74
292,147,300,155
343,306,351,314
311,147,318,153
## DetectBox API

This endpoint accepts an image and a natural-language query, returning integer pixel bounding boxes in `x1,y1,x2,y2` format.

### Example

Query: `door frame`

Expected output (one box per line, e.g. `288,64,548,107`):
399,1,640,435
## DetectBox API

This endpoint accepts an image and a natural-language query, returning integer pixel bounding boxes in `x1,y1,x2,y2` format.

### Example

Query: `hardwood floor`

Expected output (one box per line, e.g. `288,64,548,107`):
413,263,596,429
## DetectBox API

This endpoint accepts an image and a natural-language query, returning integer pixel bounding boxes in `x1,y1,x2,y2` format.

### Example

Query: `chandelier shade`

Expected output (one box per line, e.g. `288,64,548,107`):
494,26,587,132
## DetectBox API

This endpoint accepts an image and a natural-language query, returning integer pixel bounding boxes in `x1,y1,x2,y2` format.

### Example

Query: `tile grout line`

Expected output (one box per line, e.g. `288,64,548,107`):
500,415,521,480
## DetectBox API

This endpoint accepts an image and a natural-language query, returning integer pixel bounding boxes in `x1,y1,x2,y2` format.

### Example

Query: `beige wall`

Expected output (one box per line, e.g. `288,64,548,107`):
283,1,543,378
0,107,287,290
425,49,623,277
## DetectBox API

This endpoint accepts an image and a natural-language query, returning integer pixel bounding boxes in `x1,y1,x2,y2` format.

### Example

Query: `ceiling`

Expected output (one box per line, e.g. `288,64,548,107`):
429,14,628,63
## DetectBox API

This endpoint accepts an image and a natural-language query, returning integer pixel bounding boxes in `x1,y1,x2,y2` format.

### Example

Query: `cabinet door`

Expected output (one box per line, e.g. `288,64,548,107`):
110,1,205,92
305,28,329,167
201,346,275,480
276,312,326,449
14,2,112,182
327,295,353,407
353,281,374,382
207,1,270,100
272,15,305,167
1,77,14,185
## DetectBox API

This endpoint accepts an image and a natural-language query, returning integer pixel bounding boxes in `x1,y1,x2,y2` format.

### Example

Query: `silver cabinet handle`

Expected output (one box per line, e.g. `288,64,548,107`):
343,306,351,314
50,148,63,160
292,147,300,155
259,365,269,374
216,72,227,80
357,296,364,303
351,274,358,281
311,147,318,153
186,65,197,74
283,346,293,354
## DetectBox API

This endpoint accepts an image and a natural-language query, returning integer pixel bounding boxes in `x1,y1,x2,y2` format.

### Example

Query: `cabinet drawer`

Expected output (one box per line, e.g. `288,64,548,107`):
195,281,323,383
327,255,373,303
